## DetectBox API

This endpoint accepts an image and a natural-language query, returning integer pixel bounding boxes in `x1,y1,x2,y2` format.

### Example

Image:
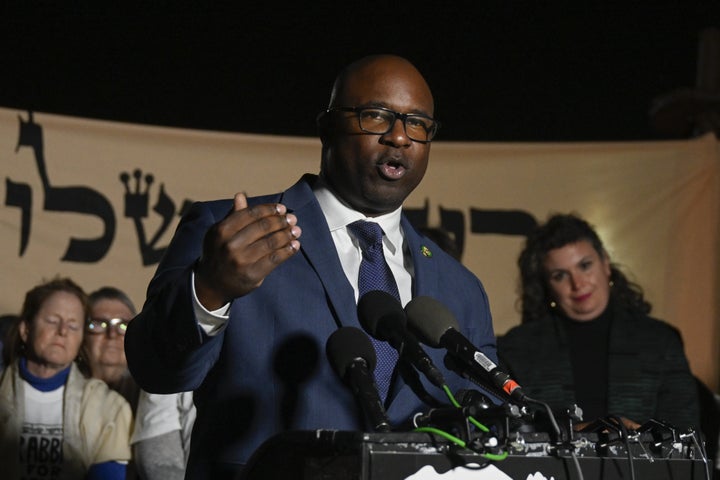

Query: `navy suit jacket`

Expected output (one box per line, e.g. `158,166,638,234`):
125,174,497,478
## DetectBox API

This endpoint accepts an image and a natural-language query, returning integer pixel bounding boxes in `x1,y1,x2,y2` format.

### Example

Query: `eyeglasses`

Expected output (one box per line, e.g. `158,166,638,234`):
323,106,440,143
86,317,129,336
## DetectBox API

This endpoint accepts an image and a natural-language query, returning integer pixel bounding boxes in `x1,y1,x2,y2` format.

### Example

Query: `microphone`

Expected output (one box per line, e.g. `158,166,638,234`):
357,290,446,389
405,296,528,403
326,327,392,432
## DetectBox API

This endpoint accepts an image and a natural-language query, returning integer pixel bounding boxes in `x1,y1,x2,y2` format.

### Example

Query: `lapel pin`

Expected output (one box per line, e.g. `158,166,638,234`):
421,245,432,257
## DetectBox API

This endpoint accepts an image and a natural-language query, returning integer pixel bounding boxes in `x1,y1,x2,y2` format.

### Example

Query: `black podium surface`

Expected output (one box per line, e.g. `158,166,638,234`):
242,430,708,480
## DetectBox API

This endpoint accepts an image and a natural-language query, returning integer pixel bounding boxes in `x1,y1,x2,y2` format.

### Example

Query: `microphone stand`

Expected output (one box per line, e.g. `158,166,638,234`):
443,354,586,479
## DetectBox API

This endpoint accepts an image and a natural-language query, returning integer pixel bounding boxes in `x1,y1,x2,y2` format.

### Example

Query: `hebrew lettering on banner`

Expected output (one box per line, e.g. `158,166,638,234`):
5,111,193,265
9,111,116,262
406,201,537,259
120,169,190,266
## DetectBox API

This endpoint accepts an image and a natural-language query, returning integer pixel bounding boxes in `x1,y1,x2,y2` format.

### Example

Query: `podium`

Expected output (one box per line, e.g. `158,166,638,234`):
242,430,708,479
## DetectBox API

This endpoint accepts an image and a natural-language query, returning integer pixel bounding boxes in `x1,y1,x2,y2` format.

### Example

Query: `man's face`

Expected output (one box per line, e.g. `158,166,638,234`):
321,57,434,216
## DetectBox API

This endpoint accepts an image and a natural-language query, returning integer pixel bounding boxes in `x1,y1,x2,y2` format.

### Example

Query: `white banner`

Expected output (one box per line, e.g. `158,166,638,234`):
1,107,718,390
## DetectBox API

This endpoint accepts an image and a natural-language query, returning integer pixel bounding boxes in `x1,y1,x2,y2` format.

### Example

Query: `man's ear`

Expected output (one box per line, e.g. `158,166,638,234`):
316,110,333,143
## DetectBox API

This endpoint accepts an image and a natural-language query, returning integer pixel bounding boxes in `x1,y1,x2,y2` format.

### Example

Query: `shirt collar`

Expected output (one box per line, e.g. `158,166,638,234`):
19,356,70,392
313,177,404,253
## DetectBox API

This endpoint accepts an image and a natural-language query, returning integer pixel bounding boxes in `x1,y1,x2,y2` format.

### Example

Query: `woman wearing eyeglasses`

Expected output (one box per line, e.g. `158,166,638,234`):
83,286,196,480
82,287,140,414
0,277,132,480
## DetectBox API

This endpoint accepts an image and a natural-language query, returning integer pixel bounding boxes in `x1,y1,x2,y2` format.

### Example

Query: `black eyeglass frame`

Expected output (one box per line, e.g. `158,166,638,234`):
321,106,440,143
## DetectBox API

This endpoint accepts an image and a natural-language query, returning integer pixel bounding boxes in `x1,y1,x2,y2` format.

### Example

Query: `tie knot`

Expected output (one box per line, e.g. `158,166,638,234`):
348,221,384,250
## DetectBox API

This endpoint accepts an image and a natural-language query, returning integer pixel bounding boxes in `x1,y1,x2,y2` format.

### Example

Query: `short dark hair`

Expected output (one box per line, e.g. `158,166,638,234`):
88,286,136,316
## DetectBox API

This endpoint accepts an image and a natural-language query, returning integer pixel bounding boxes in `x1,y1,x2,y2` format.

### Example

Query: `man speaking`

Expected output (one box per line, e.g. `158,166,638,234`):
125,54,497,479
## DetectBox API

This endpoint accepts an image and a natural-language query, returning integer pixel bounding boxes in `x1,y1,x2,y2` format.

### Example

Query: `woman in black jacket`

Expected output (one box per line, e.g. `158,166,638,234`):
498,213,700,432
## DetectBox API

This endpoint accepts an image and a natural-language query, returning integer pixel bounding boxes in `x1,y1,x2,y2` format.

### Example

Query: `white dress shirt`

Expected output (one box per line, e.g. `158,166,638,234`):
312,179,413,307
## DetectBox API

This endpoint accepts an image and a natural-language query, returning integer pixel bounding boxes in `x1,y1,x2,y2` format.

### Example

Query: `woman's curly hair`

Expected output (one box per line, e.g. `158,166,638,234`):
517,213,651,323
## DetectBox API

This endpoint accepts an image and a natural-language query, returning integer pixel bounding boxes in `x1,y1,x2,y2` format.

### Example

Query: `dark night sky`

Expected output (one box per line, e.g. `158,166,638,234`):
1,3,718,142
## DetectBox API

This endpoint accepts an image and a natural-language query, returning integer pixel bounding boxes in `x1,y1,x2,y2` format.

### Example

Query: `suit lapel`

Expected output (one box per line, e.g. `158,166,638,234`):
281,176,358,329
401,216,440,297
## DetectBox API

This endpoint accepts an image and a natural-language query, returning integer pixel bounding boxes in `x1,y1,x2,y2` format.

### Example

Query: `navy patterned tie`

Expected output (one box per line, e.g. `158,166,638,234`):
347,220,400,402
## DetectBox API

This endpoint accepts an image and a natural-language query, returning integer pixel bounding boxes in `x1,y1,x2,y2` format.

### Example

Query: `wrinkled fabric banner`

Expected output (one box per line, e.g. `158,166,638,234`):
1,107,718,389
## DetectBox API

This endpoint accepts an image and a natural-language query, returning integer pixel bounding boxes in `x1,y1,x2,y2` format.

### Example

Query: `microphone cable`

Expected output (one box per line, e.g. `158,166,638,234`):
411,384,509,462
607,415,636,480
526,396,585,480
357,290,505,458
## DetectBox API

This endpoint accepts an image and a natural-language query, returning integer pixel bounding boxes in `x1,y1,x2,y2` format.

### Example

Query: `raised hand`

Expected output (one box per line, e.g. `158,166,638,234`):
194,192,302,310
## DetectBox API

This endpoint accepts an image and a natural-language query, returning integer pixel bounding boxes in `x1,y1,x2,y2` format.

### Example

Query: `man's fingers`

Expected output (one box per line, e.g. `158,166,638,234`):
228,191,287,224
220,194,289,241
232,191,287,217
225,218,301,262
211,227,300,300
233,192,248,211
251,236,302,276
198,196,301,304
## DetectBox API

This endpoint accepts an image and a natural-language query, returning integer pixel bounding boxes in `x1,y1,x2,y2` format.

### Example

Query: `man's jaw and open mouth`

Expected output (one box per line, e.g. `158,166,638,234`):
376,158,407,180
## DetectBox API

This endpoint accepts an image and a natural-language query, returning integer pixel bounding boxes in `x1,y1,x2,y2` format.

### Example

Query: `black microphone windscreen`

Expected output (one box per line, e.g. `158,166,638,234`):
357,290,406,341
405,296,459,347
454,388,494,409
326,327,377,379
